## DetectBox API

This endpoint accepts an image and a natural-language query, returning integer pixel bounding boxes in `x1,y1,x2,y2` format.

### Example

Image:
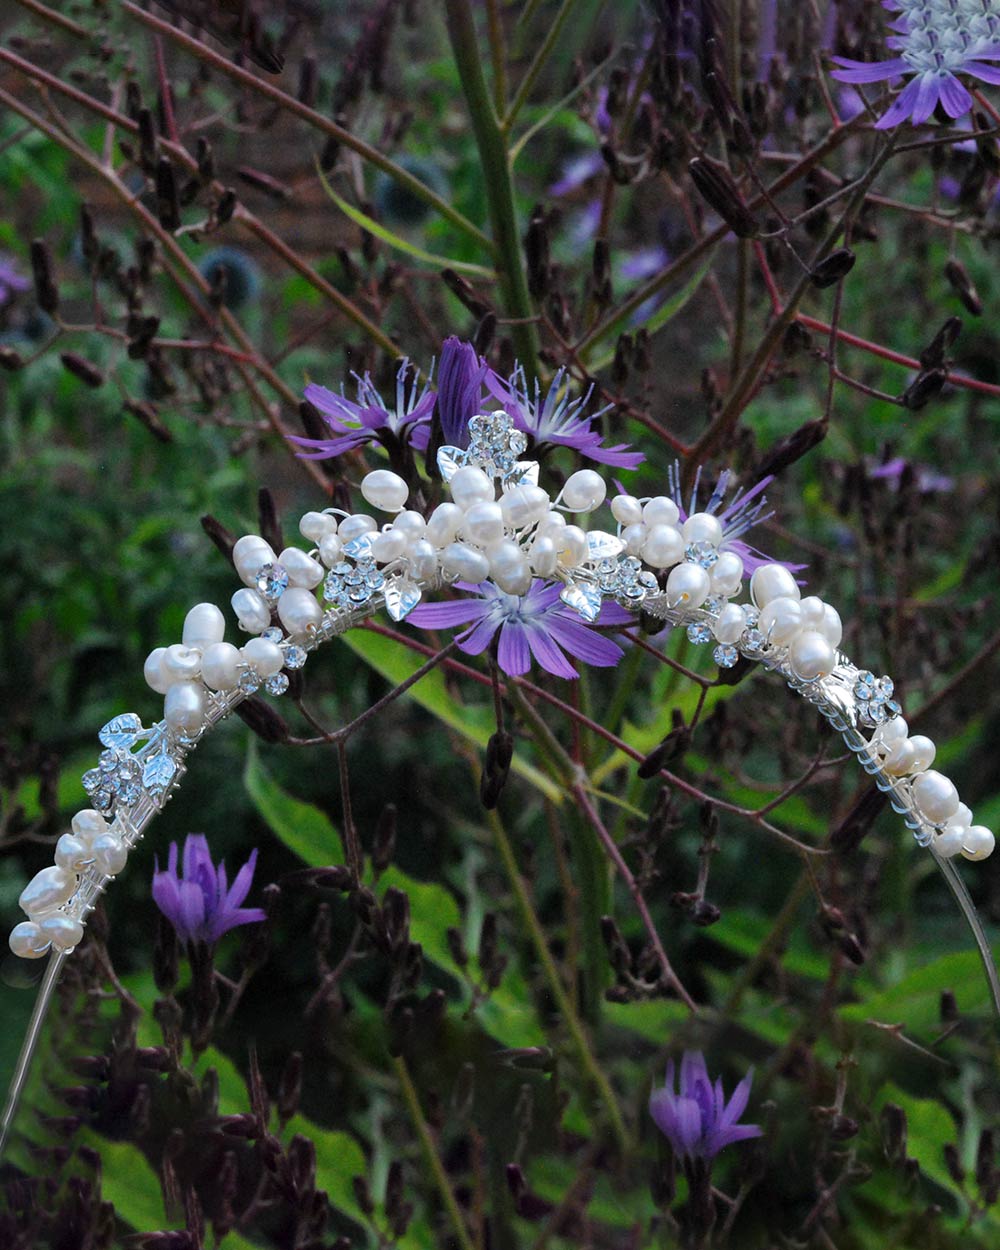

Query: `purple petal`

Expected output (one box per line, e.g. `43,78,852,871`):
496,622,532,676
595,599,634,627
546,615,624,668
649,1087,680,1143
680,1051,709,1097
287,431,368,459
152,870,182,928
705,1122,763,1158
671,1096,705,1156
303,382,362,427
829,55,908,84
721,1069,754,1127
909,74,944,126
177,880,208,942
208,905,267,943
406,598,491,629
875,76,926,129
223,848,258,911
937,75,972,120
455,615,501,657
965,62,1000,87
523,625,579,679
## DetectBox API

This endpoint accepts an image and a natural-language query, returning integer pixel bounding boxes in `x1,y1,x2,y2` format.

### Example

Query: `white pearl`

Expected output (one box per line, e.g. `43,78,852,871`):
535,511,566,540
425,503,464,547
372,530,408,564
611,495,643,527
643,496,679,527
934,826,966,858
462,501,505,548
620,523,648,556
750,563,801,608
883,739,916,776
819,604,842,648
232,587,272,633
557,525,588,568
948,803,973,829
318,532,343,567
878,715,909,747
392,510,427,539
666,562,710,608
279,547,324,589
449,466,494,510
907,735,935,772
71,810,107,839
530,535,558,577
164,681,208,734
91,832,128,876
562,469,606,512
758,596,802,645
299,510,336,542
277,587,323,635
710,551,744,596
201,641,243,691
500,484,550,530
338,514,378,543
910,770,960,824
961,826,995,861
39,914,85,952
144,647,171,694
55,834,92,872
490,541,532,595
797,596,825,630
409,539,439,582
787,630,835,682
162,644,203,684
681,512,723,546
442,542,490,583
9,920,49,958
642,525,684,569
361,469,409,512
182,602,226,648
233,535,276,584
20,865,75,918
713,603,747,644
242,637,284,676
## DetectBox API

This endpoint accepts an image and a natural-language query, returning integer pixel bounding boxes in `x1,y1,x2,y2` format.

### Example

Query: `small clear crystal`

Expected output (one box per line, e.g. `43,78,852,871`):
741,627,766,652
264,673,289,696
262,626,284,643
82,768,104,793
255,562,289,602
117,780,142,806
99,749,120,772
93,787,115,812
685,540,719,569
713,643,739,668
239,669,261,694
323,571,343,602
687,622,711,645
283,645,307,670
743,607,760,628
702,595,724,616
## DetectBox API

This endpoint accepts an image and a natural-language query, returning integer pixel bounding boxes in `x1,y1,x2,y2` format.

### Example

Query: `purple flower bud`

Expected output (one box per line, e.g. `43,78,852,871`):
152,834,267,947
649,1050,762,1163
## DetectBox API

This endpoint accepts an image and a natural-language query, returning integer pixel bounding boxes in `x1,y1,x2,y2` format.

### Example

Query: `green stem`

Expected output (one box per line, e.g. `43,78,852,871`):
444,0,539,376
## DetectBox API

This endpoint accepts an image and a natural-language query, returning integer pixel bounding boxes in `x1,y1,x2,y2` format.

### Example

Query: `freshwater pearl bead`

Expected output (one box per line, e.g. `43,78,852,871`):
442,542,490,583
338,514,377,543
232,588,271,633
558,525,588,568
758,596,802,645
372,530,408,564
750,563,801,608
182,603,226,648
620,523,648,556
611,494,643,527
907,735,935,772
233,535,276,584
666,562,710,608
797,597,825,630
562,469,606,512
710,551,744,595
9,921,49,958
910,770,960,824
948,803,973,830
409,539,439,582
39,914,85,952
536,511,566,540
682,512,723,547
490,541,532,595
462,501,505,548
393,512,427,543
279,547,324,589
313,532,343,570
530,535,558,577
425,503,463,547
164,681,208,734
299,510,336,542
642,525,684,569
962,826,995,861
71,810,107,838
361,469,409,512
883,739,916,776
878,715,909,747
20,865,75,917
500,484,550,529
92,832,128,876
713,603,747,644
144,647,171,694
787,630,835,681
643,496,680,527
242,636,284,676
450,466,494,509
201,642,243,691
162,644,203,683
55,834,92,872
276,587,323,634
819,604,842,648
934,826,966,857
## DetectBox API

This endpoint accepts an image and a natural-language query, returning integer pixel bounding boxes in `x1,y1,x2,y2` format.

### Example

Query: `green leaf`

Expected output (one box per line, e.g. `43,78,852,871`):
244,741,345,865
706,909,831,981
840,946,1000,1034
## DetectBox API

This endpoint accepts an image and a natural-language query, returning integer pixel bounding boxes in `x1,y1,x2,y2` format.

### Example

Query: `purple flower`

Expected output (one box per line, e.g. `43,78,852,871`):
869,454,954,492
406,579,632,679
830,1,1000,128
152,834,266,946
437,335,490,448
649,1051,762,1163
487,365,644,469
292,358,435,459
0,254,29,304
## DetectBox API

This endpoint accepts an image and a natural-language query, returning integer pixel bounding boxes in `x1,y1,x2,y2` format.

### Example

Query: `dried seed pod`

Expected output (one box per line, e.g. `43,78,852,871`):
60,352,105,388
155,158,182,231
754,418,828,479
215,189,238,225
944,260,982,315
480,730,514,810
30,239,59,314
688,157,760,238
900,368,947,411
919,316,962,368
809,247,856,289
638,725,691,779
440,267,491,318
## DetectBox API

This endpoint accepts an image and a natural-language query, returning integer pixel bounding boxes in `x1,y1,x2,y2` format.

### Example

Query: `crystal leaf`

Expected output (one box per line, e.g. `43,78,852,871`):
437,445,467,482
560,582,602,623
511,461,539,486
98,713,143,750
384,578,422,622
585,531,624,562
143,753,177,794
342,534,376,560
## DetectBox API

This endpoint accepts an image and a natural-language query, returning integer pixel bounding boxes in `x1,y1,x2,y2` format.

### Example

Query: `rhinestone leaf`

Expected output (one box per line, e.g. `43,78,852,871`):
560,582,602,623
143,753,177,794
98,713,143,750
384,578,422,622
437,446,467,482
586,531,624,562
512,461,539,486
342,534,376,561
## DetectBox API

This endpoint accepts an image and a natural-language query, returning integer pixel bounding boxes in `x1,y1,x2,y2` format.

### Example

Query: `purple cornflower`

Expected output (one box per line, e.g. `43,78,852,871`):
830,1,1000,128
406,579,632,679
0,254,29,304
488,365,644,469
649,1051,762,1163
293,358,435,459
152,834,266,946
437,335,490,448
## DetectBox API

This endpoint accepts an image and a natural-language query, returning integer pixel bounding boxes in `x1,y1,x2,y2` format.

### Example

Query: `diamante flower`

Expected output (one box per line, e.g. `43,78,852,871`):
649,1051,762,1163
293,357,435,458
152,834,266,946
406,579,632,679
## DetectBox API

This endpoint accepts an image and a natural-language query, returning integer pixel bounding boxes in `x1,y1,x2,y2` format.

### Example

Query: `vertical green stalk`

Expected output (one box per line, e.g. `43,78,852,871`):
444,0,539,377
